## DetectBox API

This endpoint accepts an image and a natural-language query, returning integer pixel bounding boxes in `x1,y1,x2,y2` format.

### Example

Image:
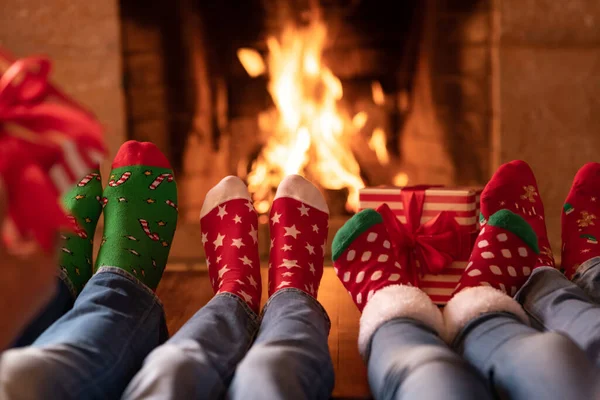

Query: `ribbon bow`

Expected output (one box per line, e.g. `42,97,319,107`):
377,187,464,287
0,51,105,251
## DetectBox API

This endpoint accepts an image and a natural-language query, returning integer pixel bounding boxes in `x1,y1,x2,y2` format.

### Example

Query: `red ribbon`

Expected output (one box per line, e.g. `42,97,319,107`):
376,187,464,287
0,52,105,251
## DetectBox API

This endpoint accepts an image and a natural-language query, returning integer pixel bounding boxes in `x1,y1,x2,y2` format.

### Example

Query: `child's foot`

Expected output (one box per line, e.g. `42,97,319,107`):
59,170,103,296
95,141,178,290
480,160,555,268
562,163,600,279
200,176,262,313
444,209,534,342
268,175,328,299
332,204,444,357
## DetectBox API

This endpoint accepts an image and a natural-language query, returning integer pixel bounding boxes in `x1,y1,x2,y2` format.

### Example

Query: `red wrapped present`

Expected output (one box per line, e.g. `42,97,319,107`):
0,48,106,251
359,185,483,305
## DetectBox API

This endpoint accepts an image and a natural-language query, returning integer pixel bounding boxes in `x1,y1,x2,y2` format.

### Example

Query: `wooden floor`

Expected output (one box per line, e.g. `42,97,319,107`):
157,266,371,399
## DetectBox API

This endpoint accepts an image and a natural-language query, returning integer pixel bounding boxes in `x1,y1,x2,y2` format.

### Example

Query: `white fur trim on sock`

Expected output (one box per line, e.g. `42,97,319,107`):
274,175,329,214
443,286,529,344
358,285,444,359
200,176,251,219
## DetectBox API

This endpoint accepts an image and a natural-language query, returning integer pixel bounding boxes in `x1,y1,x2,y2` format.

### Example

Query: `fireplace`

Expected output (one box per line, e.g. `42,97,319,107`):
119,0,493,231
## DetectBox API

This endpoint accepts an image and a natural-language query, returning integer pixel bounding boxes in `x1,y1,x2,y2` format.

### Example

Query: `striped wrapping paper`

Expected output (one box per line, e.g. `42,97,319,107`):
359,186,483,305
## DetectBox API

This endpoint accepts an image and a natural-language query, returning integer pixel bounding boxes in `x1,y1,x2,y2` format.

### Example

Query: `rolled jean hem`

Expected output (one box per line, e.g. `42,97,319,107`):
262,288,331,329
215,292,261,326
95,266,163,307
573,256,600,283
514,265,556,300
58,269,78,300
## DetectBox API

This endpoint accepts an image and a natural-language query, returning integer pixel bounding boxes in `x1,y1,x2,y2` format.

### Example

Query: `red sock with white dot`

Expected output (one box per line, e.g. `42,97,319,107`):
453,209,540,296
268,175,329,299
562,162,600,279
200,176,262,313
480,160,555,268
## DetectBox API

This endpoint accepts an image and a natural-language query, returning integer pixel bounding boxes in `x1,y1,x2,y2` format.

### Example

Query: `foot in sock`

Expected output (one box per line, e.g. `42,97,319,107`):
95,141,178,290
200,176,262,313
268,175,328,299
59,170,103,296
480,160,555,268
562,163,600,279
332,205,444,357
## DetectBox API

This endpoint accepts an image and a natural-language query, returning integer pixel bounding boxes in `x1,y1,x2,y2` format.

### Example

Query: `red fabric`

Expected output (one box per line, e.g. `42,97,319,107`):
480,160,555,268
200,198,262,313
0,53,105,251
562,162,600,278
377,198,464,286
112,141,171,169
268,197,328,298
333,219,410,312
454,224,538,296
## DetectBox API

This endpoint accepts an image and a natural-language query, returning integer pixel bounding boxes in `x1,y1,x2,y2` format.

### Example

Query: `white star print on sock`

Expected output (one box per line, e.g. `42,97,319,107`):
218,265,230,279
282,244,292,251
305,243,315,255
239,255,253,266
298,203,310,216
248,275,258,288
279,259,300,269
231,238,245,248
284,225,301,239
249,225,258,244
201,233,208,245
233,215,242,224
213,233,225,250
217,205,228,219
271,212,281,224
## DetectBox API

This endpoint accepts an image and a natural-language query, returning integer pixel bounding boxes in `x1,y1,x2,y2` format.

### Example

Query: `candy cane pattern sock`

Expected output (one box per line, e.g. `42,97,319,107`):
268,175,328,299
59,170,103,296
95,141,178,290
200,176,262,313
332,206,444,357
480,160,555,268
562,163,600,279
453,209,540,296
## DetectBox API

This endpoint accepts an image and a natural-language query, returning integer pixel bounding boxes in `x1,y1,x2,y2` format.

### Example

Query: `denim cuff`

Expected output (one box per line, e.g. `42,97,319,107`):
215,292,261,327
573,256,600,283
95,266,164,308
262,288,331,330
58,269,78,300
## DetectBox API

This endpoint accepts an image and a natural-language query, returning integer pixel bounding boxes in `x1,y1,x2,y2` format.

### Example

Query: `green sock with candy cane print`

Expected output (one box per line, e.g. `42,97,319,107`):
95,141,178,290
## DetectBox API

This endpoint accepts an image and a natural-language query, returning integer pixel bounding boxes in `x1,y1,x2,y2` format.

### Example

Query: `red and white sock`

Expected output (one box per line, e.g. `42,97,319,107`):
332,205,444,357
562,162,600,279
444,209,535,343
268,175,328,299
480,160,555,268
200,176,262,313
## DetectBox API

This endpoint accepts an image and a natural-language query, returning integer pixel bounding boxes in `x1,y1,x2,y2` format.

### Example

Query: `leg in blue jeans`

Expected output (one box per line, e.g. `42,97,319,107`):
123,292,260,399
366,318,492,400
228,288,334,400
454,312,599,399
0,268,167,400
515,262,600,366
12,278,75,348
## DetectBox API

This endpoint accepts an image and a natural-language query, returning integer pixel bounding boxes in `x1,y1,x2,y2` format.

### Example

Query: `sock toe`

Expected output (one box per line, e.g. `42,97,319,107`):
274,175,329,214
572,163,600,194
112,141,172,170
200,176,251,219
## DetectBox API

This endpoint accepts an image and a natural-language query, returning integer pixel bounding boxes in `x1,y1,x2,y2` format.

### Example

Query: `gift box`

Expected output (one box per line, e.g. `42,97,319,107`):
359,185,483,305
0,48,106,251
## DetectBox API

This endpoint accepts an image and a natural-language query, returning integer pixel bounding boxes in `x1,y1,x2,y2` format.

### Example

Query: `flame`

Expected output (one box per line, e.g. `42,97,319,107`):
237,48,266,77
245,17,365,211
368,128,389,165
371,81,385,106
393,172,409,187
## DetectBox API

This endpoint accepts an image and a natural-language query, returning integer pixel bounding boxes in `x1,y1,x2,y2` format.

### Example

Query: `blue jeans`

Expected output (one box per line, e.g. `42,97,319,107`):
0,268,167,400
123,288,334,400
516,258,600,366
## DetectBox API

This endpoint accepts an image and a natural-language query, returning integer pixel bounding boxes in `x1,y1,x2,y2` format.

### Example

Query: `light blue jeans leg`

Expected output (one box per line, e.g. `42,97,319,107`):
122,292,260,400
0,268,167,400
12,278,74,348
366,318,493,400
228,288,334,400
455,312,599,399
515,263,600,366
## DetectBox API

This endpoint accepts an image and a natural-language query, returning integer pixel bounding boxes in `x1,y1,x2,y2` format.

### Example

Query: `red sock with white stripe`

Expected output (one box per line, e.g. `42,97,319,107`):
200,176,262,313
268,175,328,299
480,160,555,268
332,208,444,357
562,163,600,279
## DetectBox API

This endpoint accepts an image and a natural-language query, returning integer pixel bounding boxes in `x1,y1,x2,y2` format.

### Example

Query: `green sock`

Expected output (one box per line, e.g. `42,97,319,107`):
59,170,103,296
94,141,178,290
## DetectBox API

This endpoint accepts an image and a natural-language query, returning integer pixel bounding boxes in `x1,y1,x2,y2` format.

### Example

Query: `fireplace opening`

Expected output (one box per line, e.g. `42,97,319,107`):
120,0,492,228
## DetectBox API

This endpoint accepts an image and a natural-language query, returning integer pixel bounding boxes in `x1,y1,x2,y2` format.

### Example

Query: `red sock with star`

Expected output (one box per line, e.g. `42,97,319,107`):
268,175,328,299
480,160,555,268
200,176,262,313
562,163,600,279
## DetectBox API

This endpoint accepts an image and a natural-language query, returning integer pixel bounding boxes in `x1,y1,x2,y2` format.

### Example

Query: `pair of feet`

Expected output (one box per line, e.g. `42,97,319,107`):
333,160,600,319
200,175,329,314
60,141,178,296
